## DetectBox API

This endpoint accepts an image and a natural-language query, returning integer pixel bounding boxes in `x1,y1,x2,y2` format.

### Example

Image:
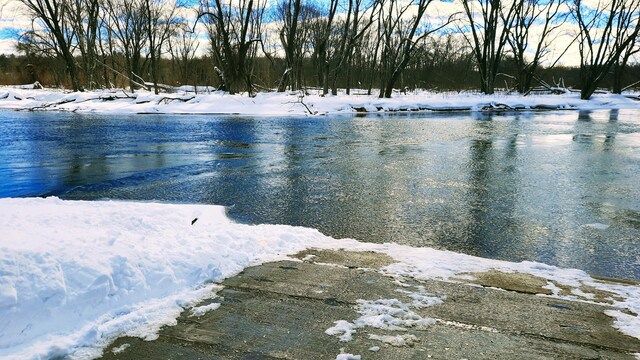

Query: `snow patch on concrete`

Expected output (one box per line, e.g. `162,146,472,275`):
325,286,442,347
190,302,222,317
336,350,361,360
325,320,357,342
368,334,418,346
111,343,130,354
606,310,640,340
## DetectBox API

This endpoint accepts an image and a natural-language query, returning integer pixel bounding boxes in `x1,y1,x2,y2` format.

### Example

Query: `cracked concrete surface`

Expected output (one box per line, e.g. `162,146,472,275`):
99,249,640,360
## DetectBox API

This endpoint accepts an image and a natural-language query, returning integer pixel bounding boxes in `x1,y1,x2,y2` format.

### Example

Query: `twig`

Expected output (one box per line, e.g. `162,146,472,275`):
27,99,77,111
295,91,317,115
622,79,640,92
156,96,195,105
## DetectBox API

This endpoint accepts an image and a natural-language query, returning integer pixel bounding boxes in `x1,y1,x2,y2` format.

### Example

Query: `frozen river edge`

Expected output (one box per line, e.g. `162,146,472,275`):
1,198,639,359
2,87,640,115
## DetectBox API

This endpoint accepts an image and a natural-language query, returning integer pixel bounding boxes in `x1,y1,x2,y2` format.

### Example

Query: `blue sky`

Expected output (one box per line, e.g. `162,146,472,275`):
0,27,20,39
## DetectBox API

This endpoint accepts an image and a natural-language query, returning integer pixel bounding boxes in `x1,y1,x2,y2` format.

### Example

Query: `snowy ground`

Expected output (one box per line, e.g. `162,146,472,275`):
1,197,639,359
1,86,640,115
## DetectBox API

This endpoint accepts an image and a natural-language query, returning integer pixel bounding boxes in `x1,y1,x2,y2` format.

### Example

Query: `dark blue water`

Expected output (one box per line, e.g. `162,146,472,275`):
1,109,639,280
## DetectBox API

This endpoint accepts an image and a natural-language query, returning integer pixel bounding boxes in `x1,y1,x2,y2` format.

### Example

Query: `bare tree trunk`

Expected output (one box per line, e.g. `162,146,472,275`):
461,0,519,94
104,0,149,92
144,0,159,94
508,0,565,94
277,0,302,92
312,0,338,95
612,45,638,94
572,0,640,99
19,0,84,91
199,0,267,95
378,0,453,98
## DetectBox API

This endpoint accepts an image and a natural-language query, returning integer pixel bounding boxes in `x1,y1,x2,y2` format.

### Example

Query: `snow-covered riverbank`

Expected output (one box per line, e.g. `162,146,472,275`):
1,197,639,359
1,86,640,115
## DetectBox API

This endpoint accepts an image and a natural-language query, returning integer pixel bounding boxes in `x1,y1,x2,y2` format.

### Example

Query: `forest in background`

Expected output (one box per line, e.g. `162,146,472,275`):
2,51,640,94
1,0,640,99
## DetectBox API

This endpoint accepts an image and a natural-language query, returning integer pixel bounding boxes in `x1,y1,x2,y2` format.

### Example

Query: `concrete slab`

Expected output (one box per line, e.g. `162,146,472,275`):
99,250,640,360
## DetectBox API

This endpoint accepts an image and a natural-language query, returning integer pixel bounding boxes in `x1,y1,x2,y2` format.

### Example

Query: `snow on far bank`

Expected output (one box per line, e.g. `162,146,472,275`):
1,86,640,116
1,197,639,359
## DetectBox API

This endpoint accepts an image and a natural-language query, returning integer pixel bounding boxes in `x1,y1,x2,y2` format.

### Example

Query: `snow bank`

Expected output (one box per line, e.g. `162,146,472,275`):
0,197,639,359
0,197,341,359
1,87,640,116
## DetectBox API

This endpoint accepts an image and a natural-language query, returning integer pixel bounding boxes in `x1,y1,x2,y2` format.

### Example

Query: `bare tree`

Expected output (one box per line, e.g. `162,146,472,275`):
461,0,519,94
198,0,268,95
97,12,116,87
329,0,381,95
305,0,380,95
274,0,323,92
144,0,179,94
612,30,640,93
409,33,475,90
572,0,640,99
276,0,303,91
18,0,83,91
168,24,200,88
378,0,454,98
507,0,566,94
341,20,377,94
308,0,339,95
67,0,101,89
103,0,150,91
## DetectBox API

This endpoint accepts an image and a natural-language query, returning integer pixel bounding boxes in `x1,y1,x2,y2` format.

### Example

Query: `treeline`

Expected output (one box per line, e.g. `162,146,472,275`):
4,51,640,93
7,0,640,99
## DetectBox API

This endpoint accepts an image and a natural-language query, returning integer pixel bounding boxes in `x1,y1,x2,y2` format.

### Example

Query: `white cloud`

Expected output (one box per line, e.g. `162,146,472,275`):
0,0,32,55
0,38,17,54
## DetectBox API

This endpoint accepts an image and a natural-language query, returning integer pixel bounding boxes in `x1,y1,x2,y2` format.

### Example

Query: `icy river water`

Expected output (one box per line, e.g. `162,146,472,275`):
1,109,639,280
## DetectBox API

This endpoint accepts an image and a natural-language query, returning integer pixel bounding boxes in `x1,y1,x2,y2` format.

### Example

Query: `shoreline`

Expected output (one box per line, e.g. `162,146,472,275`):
1,198,639,359
1,87,639,116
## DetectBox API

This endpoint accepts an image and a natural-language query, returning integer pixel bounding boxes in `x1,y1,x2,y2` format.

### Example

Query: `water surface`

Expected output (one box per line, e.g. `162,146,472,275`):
1,109,639,280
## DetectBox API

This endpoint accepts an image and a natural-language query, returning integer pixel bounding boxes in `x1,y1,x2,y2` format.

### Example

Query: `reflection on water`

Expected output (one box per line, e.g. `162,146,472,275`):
1,109,639,280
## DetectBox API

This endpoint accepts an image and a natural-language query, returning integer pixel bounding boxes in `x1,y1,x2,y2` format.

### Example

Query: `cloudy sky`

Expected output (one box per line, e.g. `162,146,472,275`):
0,0,584,66
0,0,29,54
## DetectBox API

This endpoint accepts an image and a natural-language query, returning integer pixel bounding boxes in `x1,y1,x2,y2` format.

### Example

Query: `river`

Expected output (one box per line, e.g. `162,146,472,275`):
1,109,638,280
